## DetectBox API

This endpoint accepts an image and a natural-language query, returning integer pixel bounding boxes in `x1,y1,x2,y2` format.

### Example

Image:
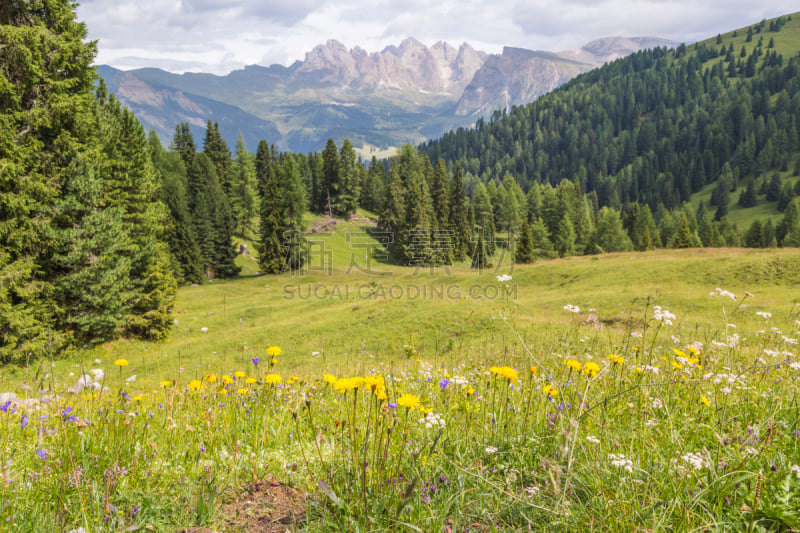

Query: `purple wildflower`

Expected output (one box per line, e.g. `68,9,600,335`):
36,450,47,460
252,357,260,367
20,415,28,429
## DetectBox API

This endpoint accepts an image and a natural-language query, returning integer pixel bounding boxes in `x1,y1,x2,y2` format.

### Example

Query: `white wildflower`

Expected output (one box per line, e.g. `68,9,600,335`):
644,419,659,427
650,398,663,409
125,375,137,383
783,336,798,345
200,327,208,333
563,304,580,313
631,331,643,338
791,465,800,478
721,387,731,395
419,412,445,430
525,486,540,496
609,454,633,473
789,362,800,370
681,452,710,471
586,436,600,444
485,446,498,454
652,306,676,325
496,274,512,283
756,312,772,319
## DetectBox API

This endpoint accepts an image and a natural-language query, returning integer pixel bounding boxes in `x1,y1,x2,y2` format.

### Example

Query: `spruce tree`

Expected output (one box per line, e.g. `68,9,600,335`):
231,133,258,236
256,143,287,274
515,220,535,263
172,123,197,173
673,215,694,248
379,162,405,259
337,139,360,216
321,139,340,215
448,163,471,262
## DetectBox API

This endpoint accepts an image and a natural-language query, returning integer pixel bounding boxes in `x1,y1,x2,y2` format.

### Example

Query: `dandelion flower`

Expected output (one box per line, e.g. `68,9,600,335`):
188,379,203,391
489,365,518,383
218,388,228,396
204,373,217,383
672,348,686,358
397,393,421,410
234,371,246,379
700,395,710,408
543,384,559,397
245,377,257,385
671,361,683,370
583,361,600,377
466,387,476,396
323,374,336,385
264,374,282,385
222,375,234,385
160,380,171,388
529,365,537,375
266,346,282,357
565,359,582,372
236,388,249,395
607,354,625,365
114,359,129,367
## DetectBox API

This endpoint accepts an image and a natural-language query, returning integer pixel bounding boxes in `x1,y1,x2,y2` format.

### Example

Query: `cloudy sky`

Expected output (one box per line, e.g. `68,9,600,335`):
76,0,799,74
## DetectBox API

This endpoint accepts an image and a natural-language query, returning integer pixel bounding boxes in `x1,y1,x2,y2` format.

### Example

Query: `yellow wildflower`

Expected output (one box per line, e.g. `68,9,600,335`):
529,366,537,375
264,373,282,385
266,346,282,357
489,365,518,383
222,375,234,385
543,384,559,397
204,373,217,383
114,358,129,367
583,361,600,377
160,380,171,388
466,387,476,396
397,393,421,410
188,379,203,391
236,388,249,395
234,371,246,379
333,377,363,393
245,377,257,385
608,354,625,365
700,395,710,408
218,388,228,396
323,374,336,384
673,348,687,358
565,359,582,372
671,361,683,370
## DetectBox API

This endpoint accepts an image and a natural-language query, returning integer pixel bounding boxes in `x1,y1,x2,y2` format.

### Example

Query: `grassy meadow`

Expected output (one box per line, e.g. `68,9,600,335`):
1,232,800,531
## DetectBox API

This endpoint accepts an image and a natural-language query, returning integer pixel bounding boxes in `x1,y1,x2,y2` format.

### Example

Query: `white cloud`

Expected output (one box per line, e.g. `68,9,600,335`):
75,0,800,74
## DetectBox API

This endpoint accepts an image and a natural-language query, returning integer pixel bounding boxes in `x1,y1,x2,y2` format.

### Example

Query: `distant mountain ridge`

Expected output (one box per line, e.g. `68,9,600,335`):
99,36,676,154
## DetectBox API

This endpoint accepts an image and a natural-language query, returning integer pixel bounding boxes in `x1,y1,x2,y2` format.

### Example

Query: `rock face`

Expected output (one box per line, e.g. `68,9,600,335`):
455,47,590,117
296,38,486,95
100,36,675,153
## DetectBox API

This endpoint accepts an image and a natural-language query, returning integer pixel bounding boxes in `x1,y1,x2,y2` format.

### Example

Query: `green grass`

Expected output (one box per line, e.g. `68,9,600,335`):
689,162,800,229
2,244,800,531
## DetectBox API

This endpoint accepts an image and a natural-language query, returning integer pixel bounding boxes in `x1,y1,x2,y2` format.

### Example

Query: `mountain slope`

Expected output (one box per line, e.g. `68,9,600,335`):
100,37,673,154
420,13,800,216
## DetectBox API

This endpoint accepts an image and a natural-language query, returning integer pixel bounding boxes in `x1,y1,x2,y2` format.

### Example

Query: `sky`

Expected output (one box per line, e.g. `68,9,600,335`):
76,0,800,75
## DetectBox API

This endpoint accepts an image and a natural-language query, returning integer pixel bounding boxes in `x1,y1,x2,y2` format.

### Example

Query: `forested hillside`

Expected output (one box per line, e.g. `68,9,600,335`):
0,3,175,361
420,15,800,214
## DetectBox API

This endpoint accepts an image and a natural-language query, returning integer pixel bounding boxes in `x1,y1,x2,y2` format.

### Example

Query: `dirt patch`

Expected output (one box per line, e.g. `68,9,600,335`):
307,216,337,234
220,478,307,532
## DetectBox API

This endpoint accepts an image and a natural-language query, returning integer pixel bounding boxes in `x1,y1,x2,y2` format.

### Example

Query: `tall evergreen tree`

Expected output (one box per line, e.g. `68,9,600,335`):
448,163,471,262
256,146,287,274
515,220,535,263
336,139,360,216
321,139,340,215
231,133,258,236
172,123,197,173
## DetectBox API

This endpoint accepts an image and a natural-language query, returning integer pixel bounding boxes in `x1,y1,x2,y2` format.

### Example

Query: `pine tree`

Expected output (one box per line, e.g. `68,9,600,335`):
321,139,340,215
231,134,258,236
738,179,758,207
448,163,471,262
203,121,233,195
554,215,576,257
593,207,633,252
279,155,308,270
360,157,386,212
515,220,535,263
172,123,197,173
745,219,764,247
779,198,800,246
256,146,287,274
379,162,405,259
673,215,694,248
766,172,782,202
337,139,360,216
